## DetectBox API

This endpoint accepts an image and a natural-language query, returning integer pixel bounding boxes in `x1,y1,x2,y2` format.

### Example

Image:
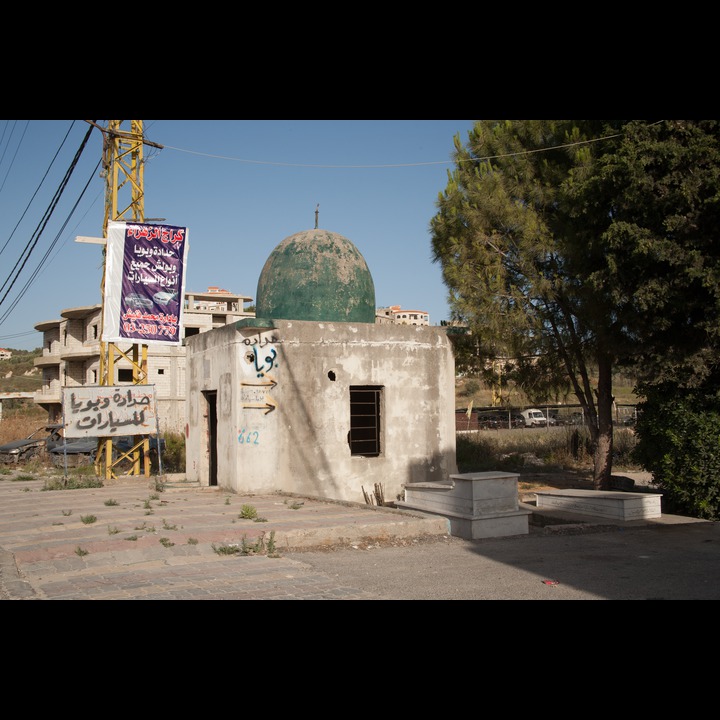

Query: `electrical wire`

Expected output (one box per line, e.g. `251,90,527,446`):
0,123,95,315
0,157,101,327
0,120,29,194
155,123,655,169
0,121,76,260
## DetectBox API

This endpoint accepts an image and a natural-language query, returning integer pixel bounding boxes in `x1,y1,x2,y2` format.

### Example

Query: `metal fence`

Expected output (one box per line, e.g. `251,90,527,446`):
455,404,638,432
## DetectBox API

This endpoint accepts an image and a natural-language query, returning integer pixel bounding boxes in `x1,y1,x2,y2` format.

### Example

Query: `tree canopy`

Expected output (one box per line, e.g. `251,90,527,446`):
430,120,720,491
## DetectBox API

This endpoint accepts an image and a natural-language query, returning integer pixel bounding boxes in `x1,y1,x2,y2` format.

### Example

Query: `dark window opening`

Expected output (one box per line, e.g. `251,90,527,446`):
183,327,200,346
118,369,133,382
349,386,382,457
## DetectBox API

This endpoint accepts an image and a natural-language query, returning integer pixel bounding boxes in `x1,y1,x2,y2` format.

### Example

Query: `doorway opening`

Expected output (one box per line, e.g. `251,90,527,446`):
203,390,218,486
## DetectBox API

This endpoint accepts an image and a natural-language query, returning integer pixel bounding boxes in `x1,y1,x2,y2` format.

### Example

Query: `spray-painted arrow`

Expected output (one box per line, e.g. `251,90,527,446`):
241,377,277,389
243,402,276,414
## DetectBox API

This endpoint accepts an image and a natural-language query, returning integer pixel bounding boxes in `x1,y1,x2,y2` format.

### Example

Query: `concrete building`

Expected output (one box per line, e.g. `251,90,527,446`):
376,305,430,325
33,287,254,434
185,228,457,504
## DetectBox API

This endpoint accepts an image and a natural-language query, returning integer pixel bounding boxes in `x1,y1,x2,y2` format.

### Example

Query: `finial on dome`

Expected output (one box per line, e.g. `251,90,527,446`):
315,204,319,229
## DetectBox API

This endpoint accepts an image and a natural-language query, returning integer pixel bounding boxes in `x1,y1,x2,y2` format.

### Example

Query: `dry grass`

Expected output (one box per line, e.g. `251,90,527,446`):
456,425,640,475
0,407,48,446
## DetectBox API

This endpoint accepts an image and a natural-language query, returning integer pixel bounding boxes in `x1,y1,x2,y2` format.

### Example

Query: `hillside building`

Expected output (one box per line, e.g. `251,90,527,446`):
376,305,429,325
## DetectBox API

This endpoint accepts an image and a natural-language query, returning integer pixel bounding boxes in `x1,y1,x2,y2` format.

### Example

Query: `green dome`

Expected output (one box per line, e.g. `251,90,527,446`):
255,229,376,323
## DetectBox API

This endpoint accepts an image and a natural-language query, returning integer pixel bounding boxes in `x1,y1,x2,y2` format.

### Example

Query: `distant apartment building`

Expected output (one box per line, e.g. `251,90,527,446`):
0,348,12,359
376,305,430,326
33,287,253,434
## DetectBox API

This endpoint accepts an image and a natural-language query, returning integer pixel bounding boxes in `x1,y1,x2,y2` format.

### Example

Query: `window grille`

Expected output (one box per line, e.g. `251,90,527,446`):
349,386,381,456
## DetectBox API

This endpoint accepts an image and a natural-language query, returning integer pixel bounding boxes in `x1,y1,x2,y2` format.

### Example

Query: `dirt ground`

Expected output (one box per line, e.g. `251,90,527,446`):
515,468,653,502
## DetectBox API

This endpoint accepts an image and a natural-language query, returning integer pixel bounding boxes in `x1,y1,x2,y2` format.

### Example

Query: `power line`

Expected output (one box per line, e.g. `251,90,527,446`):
0,120,29,194
0,123,96,316
0,157,101,327
0,120,76,261
155,123,649,169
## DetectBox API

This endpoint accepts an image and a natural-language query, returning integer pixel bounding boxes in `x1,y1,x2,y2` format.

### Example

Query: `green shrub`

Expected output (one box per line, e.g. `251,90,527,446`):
633,395,720,520
161,432,185,473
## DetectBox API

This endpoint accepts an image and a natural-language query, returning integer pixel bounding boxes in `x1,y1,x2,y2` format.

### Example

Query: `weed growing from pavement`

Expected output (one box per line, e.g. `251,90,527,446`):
143,499,153,509
239,504,257,519
75,547,89,556
212,543,240,555
266,531,278,557
43,477,103,490
149,493,159,500
211,532,275,556
187,537,198,545
159,537,174,547
12,474,35,482
162,519,177,530
81,514,97,524
125,535,139,541
104,498,119,506
108,526,120,535
62,509,72,516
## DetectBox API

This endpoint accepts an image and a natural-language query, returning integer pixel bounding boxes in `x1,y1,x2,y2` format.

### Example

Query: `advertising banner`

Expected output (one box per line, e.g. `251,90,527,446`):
102,220,189,345
62,385,157,438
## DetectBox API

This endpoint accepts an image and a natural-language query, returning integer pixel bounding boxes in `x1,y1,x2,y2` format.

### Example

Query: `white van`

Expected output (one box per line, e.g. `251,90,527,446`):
519,408,552,427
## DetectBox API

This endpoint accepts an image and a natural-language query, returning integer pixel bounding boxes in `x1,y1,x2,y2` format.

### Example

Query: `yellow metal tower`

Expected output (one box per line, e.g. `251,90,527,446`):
94,120,158,480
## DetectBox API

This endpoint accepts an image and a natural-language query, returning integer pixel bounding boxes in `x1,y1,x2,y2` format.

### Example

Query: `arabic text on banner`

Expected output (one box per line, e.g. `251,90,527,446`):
102,221,189,345
62,385,157,438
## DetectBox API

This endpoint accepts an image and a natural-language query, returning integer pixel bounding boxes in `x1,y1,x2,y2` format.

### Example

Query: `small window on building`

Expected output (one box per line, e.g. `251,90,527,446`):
349,386,382,457
90,369,97,384
91,324,98,339
118,369,133,383
157,368,165,375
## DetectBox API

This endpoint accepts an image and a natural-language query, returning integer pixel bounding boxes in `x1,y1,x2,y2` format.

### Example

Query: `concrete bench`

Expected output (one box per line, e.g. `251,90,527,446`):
534,488,662,521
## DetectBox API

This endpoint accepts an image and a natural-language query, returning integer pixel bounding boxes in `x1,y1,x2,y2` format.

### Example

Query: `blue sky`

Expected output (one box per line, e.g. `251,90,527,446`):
0,119,475,351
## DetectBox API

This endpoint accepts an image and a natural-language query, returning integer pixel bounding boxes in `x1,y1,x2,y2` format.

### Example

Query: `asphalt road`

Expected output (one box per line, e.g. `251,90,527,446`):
285,522,720,600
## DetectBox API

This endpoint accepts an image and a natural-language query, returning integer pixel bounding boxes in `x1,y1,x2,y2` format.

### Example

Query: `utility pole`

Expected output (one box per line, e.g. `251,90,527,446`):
93,120,162,480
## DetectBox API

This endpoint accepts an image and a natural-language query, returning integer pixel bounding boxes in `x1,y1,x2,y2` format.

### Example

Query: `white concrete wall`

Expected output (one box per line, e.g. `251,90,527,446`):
186,319,457,504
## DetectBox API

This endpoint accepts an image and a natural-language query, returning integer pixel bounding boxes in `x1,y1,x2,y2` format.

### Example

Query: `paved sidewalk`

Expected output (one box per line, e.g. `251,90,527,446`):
0,475,449,600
